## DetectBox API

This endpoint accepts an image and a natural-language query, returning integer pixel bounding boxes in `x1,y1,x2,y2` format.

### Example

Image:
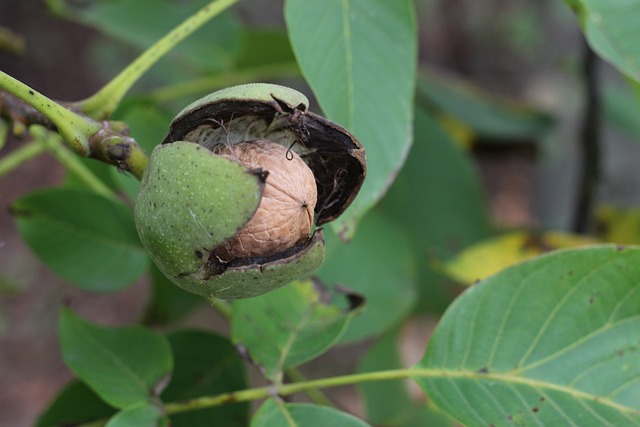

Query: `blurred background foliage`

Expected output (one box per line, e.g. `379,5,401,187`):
2,0,640,425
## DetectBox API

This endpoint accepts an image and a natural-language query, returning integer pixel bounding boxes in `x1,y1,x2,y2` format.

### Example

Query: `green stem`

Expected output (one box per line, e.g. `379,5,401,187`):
163,368,424,415
207,297,335,407
40,131,116,199
209,298,233,318
77,0,240,119
79,364,640,426
0,139,48,177
285,368,335,407
0,71,101,155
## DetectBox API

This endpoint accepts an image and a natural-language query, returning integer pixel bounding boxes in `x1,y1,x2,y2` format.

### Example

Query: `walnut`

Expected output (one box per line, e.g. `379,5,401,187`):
214,140,317,261
135,83,365,299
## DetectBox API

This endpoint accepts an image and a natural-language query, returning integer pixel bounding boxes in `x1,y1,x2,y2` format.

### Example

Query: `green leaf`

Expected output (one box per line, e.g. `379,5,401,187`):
414,245,640,426
12,187,148,292
232,280,363,380
163,330,249,427
382,107,489,259
35,380,115,427
251,399,371,427
571,0,640,81
285,0,417,238
603,82,640,140
106,402,167,427
417,73,553,141
141,265,203,326
317,210,417,342
380,107,490,311
60,0,242,72
236,29,297,69
65,157,121,193
59,308,173,409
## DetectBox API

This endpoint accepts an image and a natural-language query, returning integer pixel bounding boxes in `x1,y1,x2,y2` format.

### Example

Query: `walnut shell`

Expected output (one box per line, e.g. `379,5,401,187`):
214,140,317,261
135,83,365,300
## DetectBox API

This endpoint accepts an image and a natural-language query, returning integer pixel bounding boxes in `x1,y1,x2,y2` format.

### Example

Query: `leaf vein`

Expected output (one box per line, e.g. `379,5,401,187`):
517,314,640,375
516,256,619,368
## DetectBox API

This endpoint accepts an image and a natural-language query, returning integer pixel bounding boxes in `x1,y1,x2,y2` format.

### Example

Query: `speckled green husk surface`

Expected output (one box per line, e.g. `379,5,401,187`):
173,83,309,122
135,140,325,299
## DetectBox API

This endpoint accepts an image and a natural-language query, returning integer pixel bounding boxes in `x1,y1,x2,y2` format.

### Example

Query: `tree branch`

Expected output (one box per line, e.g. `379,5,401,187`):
0,80,148,180
573,40,601,233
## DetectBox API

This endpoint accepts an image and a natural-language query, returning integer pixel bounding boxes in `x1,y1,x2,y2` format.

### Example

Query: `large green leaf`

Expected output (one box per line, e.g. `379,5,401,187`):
414,245,640,426
59,309,173,409
317,210,417,342
285,0,417,238
163,330,249,427
35,380,115,427
251,399,371,427
232,280,363,380
603,82,640,140
380,107,490,313
571,0,640,81
380,108,489,312
12,187,148,292
386,108,489,260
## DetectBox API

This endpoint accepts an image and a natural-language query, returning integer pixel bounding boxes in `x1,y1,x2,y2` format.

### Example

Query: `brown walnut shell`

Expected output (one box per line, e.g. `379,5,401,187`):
213,140,317,261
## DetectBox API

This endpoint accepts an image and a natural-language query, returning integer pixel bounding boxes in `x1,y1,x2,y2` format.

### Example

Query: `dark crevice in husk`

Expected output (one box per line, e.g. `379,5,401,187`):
202,229,325,279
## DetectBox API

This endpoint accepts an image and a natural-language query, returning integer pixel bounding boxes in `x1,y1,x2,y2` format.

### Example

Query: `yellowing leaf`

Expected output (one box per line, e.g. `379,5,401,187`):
440,231,598,284
596,205,640,244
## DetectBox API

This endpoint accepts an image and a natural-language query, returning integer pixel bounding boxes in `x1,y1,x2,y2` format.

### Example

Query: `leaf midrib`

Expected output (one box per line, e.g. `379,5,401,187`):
414,367,639,416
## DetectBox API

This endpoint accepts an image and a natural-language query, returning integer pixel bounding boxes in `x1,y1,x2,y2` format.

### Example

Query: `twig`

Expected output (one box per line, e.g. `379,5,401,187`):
0,82,148,180
573,40,601,233
0,0,242,179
